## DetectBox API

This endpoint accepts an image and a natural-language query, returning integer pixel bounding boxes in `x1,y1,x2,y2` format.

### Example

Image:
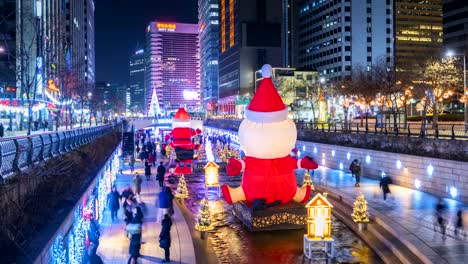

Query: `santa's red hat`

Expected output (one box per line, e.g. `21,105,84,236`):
173,107,191,122
245,64,288,123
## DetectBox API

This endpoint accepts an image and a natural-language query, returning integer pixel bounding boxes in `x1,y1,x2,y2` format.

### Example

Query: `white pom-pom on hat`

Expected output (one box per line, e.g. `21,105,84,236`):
261,64,273,78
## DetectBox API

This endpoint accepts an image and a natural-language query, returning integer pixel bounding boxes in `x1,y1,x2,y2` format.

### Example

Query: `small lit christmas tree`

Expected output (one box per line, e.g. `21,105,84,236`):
197,143,206,161
175,174,189,199
302,170,315,190
195,198,214,232
351,193,370,223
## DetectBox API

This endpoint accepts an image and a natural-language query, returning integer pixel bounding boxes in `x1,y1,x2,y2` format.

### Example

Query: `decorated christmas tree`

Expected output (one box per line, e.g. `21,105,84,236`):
195,198,214,232
351,193,370,222
302,170,315,190
196,143,204,160
165,145,172,158
175,175,189,199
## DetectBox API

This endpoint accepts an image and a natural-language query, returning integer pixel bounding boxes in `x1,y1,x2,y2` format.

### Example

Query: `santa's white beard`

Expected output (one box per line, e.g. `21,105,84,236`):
172,121,191,129
239,119,297,159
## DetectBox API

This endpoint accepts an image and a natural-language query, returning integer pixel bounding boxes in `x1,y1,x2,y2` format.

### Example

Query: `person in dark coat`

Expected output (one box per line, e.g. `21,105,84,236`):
349,159,362,187
107,186,120,221
144,160,152,181
128,207,143,259
87,218,100,256
0,123,4,138
121,186,134,202
379,174,392,200
157,162,166,187
435,198,447,238
157,186,174,222
159,214,172,262
454,208,464,237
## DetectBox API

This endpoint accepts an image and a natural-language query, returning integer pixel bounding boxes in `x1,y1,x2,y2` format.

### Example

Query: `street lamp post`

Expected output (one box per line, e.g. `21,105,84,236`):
447,51,467,126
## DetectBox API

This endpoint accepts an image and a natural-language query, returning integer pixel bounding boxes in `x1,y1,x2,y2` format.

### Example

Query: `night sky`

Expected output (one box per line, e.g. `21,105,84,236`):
95,0,198,84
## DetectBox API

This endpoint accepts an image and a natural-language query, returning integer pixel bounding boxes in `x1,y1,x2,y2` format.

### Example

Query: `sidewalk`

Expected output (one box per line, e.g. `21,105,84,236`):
96,160,196,264
311,167,468,264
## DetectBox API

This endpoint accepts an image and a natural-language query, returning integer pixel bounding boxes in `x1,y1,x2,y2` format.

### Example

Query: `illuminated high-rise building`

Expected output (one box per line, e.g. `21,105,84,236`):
129,49,145,113
395,0,443,73
443,0,468,57
218,0,284,116
145,22,200,114
198,0,220,113
297,0,393,81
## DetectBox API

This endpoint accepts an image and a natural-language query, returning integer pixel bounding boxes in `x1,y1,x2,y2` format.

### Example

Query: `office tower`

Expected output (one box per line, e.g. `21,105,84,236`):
0,0,16,91
145,22,200,114
129,49,145,113
198,0,220,112
395,0,443,73
443,0,468,57
218,0,284,115
297,0,393,81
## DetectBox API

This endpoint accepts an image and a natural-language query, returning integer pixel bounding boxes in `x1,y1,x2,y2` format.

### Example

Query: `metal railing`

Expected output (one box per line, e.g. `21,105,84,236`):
0,123,121,179
295,121,468,139
205,119,468,140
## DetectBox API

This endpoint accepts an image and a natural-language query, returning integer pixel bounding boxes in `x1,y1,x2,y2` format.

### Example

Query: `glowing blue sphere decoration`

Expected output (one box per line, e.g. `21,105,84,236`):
427,164,434,176
365,155,371,164
414,179,421,189
396,160,402,169
449,186,458,198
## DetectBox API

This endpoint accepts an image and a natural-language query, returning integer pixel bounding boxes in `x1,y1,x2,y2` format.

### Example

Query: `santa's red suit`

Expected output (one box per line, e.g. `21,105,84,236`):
169,127,196,149
225,156,318,204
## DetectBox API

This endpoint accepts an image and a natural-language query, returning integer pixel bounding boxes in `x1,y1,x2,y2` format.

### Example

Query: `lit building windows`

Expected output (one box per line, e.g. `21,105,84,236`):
229,0,234,47
221,0,226,52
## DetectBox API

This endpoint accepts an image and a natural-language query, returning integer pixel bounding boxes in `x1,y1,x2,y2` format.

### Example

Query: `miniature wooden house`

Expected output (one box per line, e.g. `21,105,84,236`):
305,193,333,239
204,161,220,187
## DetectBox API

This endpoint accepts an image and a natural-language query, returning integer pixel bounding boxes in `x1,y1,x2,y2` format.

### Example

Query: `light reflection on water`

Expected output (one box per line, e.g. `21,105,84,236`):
182,172,382,264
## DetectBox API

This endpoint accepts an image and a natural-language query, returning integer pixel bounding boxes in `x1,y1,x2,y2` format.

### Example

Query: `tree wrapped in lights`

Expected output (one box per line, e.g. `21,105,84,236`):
302,170,315,190
52,235,66,264
175,174,189,199
197,143,206,161
165,145,172,158
351,193,370,223
195,198,214,232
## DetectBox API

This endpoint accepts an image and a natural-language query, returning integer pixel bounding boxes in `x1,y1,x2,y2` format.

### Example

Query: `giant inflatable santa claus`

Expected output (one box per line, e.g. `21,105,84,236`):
166,107,201,174
221,64,319,206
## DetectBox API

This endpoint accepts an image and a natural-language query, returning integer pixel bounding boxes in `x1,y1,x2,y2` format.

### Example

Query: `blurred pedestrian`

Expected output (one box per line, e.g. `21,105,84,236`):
157,186,174,222
129,155,135,172
0,123,4,138
44,120,48,131
127,207,143,260
144,160,152,181
135,144,140,155
133,174,142,196
454,208,463,237
350,159,361,187
435,198,447,238
119,156,124,174
157,162,166,187
159,214,172,263
86,215,100,257
121,185,134,203
107,186,120,222
379,174,392,200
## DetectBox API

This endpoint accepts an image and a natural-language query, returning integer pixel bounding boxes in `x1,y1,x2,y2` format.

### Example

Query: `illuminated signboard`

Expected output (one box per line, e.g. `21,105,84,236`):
183,90,199,100
156,23,177,32
48,80,59,92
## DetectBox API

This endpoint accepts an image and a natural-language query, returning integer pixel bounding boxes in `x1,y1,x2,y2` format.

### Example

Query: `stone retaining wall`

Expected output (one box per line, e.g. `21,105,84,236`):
296,140,468,203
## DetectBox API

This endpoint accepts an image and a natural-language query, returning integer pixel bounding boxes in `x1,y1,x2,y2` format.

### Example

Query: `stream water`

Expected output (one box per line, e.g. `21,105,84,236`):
175,171,382,264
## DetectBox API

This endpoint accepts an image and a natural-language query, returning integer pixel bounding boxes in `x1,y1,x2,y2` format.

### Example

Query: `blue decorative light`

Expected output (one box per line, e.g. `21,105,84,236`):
449,186,458,198
365,155,371,164
346,152,350,160
414,179,421,189
381,171,386,178
52,235,66,264
313,147,317,154
427,164,434,176
396,160,402,169
339,162,343,170
302,145,306,151
322,158,326,166
331,150,335,157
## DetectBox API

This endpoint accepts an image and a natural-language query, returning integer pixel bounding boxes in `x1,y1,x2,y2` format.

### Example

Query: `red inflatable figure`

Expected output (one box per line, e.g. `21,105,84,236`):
169,108,198,174
221,64,319,205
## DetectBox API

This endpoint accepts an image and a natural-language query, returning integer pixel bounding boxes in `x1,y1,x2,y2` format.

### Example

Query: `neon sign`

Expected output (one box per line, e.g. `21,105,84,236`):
157,23,176,32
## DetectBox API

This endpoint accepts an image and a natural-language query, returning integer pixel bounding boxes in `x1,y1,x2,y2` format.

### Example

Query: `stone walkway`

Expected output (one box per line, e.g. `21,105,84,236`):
310,167,468,264
96,161,196,264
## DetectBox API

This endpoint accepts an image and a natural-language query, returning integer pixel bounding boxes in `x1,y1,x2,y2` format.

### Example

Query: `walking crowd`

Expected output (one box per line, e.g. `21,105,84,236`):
85,130,176,264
